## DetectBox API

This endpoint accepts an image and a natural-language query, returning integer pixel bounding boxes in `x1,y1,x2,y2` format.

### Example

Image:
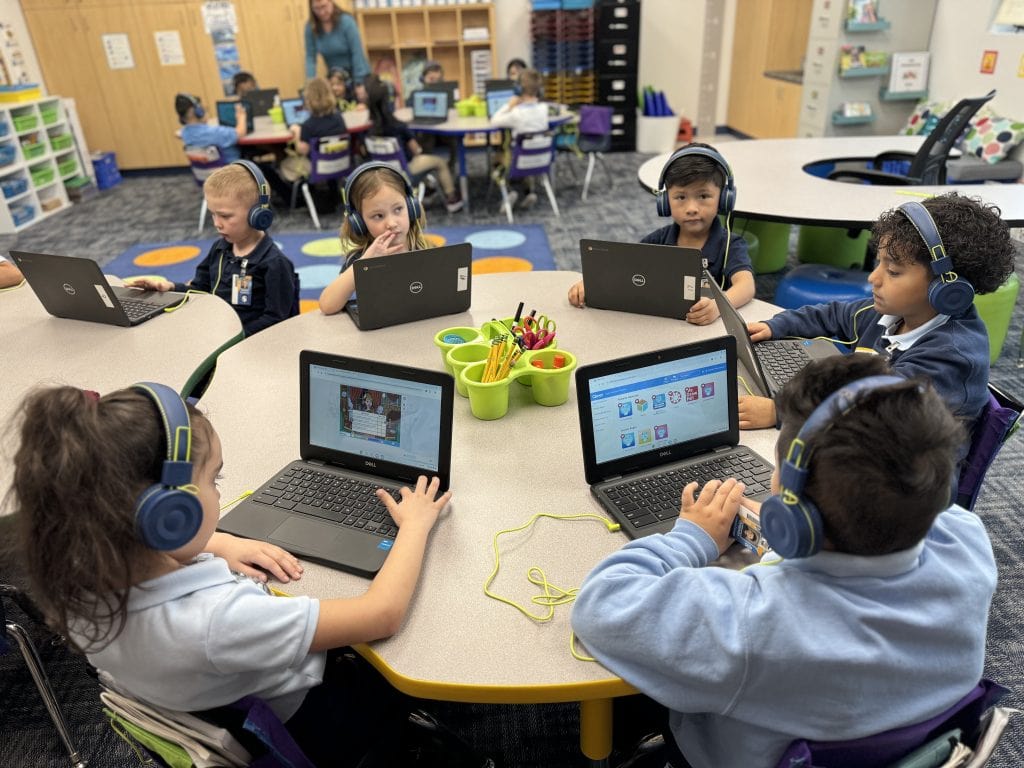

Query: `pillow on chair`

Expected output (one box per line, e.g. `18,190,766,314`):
961,112,1024,164
902,99,951,135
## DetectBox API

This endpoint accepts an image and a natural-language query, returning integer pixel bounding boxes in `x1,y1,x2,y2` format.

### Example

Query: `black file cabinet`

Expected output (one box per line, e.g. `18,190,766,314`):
595,0,639,151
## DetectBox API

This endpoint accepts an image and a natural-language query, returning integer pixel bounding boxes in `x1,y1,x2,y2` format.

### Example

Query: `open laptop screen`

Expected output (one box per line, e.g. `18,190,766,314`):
486,88,516,118
281,97,309,125
308,362,444,473
412,90,449,120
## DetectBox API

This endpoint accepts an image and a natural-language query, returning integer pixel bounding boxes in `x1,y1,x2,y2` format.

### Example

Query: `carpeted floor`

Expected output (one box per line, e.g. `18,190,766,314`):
2,147,1023,768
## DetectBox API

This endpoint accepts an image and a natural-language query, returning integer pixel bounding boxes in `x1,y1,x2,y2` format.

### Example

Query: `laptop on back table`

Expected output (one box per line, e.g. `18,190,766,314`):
280,97,309,126
704,271,840,398
10,250,186,327
411,89,450,124
580,239,702,320
217,350,455,577
345,243,472,331
576,336,775,538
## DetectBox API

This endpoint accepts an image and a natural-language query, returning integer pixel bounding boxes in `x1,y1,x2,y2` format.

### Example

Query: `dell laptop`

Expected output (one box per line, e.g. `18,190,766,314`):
704,271,840,398
345,243,472,331
280,97,310,126
217,350,455,577
411,89,450,125
576,336,775,538
579,239,703,320
245,88,279,117
485,79,517,118
10,250,186,327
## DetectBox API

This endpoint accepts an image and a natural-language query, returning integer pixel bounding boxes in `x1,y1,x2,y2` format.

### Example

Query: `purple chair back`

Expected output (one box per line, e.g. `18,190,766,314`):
578,104,613,137
184,145,226,186
508,131,556,181
957,385,1022,510
774,679,1008,768
226,695,315,768
309,135,353,185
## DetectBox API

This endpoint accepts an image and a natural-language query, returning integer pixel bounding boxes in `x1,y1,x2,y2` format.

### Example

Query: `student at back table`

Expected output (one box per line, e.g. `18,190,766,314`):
176,93,247,163
489,68,550,213
572,354,996,768
568,142,756,324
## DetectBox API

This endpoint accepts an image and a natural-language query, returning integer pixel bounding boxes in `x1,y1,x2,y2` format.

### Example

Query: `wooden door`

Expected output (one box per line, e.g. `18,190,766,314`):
236,0,308,97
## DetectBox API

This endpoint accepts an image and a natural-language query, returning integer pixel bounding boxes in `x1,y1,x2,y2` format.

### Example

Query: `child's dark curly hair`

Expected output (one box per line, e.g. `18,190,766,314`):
869,192,1016,295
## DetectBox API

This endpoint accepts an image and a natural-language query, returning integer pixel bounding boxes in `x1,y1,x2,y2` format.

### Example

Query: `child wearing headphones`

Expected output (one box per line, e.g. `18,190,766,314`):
127,163,296,336
290,77,347,156
572,353,996,768
176,93,248,163
8,382,452,766
318,162,429,315
489,68,549,212
568,142,756,325
738,192,1015,431
327,67,359,112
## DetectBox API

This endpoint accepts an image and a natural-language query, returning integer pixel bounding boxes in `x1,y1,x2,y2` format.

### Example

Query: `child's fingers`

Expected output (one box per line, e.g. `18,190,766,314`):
679,480,700,509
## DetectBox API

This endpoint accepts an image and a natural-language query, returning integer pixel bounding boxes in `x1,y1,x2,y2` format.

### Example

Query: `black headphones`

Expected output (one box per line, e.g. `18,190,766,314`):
132,382,204,552
420,61,443,84
343,161,421,238
231,159,274,231
176,93,205,125
759,375,905,559
655,145,736,218
896,200,975,316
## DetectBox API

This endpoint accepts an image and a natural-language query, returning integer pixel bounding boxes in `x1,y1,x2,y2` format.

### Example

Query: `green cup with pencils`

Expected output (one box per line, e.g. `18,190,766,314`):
461,361,515,420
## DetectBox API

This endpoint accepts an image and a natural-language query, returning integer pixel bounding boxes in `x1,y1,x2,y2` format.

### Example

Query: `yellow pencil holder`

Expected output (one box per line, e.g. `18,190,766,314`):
446,342,493,397
459,348,577,420
433,326,485,374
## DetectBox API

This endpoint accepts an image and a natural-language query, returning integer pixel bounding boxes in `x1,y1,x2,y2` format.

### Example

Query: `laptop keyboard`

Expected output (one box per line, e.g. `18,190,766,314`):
756,341,813,389
602,449,774,532
251,467,400,538
120,297,160,322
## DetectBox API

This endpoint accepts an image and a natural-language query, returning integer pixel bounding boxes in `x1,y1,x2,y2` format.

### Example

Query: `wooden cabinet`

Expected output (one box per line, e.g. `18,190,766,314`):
354,4,496,105
237,0,308,102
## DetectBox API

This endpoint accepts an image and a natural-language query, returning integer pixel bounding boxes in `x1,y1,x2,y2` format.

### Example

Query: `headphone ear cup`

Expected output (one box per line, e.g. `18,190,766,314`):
407,194,422,224
760,494,824,559
135,485,204,551
347,209,367,238
249,204,274,231
928,276,975,316
655,189,671,217
719,181,736,216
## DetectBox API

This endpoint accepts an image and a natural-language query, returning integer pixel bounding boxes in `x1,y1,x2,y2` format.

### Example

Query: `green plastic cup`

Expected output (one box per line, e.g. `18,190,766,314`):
434,326,483,373
461,361,513,420
480,317,515,341
446,343,493,397
523,349,577,407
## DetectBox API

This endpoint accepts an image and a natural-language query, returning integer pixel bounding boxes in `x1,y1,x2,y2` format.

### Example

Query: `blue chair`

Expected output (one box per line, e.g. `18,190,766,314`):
497,131,561,223
956,383,1023,511
362,135,435,206
183,144,227,233
773,264,873,310
292,135,353,230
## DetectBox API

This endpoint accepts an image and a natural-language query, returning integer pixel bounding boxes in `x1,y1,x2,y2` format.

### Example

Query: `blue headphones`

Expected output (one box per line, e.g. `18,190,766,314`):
231,159,274,231
655,145,736,218
759,375,905,559
132,382,204,551
897,200,975,316
343,161,421,238
177,93,205,124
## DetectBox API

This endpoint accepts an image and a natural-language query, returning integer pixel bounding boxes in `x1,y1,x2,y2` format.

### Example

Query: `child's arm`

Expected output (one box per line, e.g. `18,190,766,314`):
204,532,304,583
738,321,777,429
319,233,407,314
291,124,310,156
232,104,249,139
125,277,175,292
568,279,586,307
0,260,24,289
309,476,451,650
245,258,296,334
724,269,756,309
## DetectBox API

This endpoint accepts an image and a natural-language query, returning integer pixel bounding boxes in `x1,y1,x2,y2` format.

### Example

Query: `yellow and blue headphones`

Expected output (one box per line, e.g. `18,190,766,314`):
231,159,274,231
897,200,975,317
343,161,421,238
759,375,904,559
176,93,205,125
132,382,203,551
655,145,736,218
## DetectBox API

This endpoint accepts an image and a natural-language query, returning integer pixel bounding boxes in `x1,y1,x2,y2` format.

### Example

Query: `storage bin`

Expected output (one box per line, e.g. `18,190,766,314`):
12,114,39,132
31,165,55,187
0,121,9,137
91,151,122,190
11,203,35,226
21,141,46,160
1,176,29,198
58,157,77,177
40,106,59,125
49,133,73,152
0,144,15,165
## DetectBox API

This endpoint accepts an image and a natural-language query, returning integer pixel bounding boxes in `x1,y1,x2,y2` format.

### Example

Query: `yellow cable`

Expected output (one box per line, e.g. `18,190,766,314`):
219,489,253,511
737,375,754,396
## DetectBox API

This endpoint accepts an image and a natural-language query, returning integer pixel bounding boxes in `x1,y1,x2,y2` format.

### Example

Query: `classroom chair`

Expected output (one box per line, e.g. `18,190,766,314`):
973,272,1020,365
1,585,88,768
497,131,560,224
291,135,353,230
573,104,614,201
796,225,870,270
362,135,435,206
956,383,1023,511
183,145,227,234
773,263,873,310
732,218,792,274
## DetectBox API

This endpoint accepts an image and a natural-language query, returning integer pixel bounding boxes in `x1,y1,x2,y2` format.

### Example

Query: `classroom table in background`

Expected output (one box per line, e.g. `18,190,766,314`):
237,111,372,147
200,270,781,766
0,282,243,500
636,136,1024,229
394,106,575,212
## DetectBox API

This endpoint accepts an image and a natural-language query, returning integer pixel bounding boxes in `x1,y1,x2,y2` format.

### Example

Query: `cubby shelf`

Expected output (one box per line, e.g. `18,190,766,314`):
845,19,891,32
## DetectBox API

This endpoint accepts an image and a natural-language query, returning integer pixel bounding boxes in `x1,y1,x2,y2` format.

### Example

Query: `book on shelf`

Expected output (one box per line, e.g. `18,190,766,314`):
839,45,887,72
847,0,879,23
841,101,873,117
887,51,930,94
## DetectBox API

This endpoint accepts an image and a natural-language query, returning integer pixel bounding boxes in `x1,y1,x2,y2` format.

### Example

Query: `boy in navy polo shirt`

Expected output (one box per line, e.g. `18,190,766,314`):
569,141,755,325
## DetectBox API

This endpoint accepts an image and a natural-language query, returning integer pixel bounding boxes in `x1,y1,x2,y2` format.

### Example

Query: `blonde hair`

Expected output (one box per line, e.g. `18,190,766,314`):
519,68,542,98
340,166,428,253
304,77,337,118
203,163,259,208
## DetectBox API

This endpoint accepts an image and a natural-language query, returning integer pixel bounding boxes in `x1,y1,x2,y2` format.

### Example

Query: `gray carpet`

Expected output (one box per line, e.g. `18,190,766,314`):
2,148,1023,767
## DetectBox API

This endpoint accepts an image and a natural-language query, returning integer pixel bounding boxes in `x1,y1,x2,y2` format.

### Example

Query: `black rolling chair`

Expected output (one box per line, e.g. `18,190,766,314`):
827,90,995,185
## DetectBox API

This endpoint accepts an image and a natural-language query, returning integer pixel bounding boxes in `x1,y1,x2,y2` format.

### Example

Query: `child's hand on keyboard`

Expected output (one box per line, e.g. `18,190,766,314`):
378,475,451,534
126,277,174,292
738,395,777,430
205,531,304,584
747,322,772,342
679,478,746,555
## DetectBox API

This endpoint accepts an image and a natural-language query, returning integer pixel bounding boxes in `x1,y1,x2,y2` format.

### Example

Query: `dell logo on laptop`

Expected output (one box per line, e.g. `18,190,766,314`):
409,281,423,294
63,283,76,295
365,460,377,468
632,274,646,287
659,450,672,457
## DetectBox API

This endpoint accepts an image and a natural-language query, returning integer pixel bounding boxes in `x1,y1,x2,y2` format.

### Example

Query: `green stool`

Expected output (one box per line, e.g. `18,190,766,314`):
796,225,870,270
739,230,759,270
733,217,791,273
973,272,1020,365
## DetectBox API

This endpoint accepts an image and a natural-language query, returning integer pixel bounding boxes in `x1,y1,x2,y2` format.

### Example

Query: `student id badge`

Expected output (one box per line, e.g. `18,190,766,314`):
730,506,771,557
231,259,252,306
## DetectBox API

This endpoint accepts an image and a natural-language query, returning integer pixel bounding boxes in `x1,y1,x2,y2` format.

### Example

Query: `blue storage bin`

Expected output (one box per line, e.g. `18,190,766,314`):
0,144,16,166
1,176,29,198
91,151,122,190
0,121,9,137
11,202,35,226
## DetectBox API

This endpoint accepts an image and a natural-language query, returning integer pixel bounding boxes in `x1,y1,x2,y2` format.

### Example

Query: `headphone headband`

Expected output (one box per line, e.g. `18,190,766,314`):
896,200,974,315
231,159,274,231
655,145,736,217
343,161,420,238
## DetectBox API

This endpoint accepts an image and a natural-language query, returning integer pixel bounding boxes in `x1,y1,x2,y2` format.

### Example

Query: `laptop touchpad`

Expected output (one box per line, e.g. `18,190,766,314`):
269,518,342,556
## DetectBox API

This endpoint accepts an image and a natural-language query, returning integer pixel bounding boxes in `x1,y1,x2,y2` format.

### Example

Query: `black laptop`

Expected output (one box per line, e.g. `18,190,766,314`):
579,239,702,320
216,100,254,133
244,88,279,117
345,243,472,331
576,336,775,538
410,89,450,124
704,271,840,397
217,350,455,577
10,250,186,327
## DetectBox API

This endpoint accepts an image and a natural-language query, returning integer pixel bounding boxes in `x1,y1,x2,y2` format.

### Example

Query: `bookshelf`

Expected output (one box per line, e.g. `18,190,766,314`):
354,3,496,105
0,95,80,234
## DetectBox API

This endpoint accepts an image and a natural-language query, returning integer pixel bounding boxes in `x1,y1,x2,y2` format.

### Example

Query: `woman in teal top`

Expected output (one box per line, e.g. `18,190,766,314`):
305,0,371,83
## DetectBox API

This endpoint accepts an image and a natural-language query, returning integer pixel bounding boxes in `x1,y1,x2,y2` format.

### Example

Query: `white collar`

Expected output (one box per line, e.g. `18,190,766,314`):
877,313,950,352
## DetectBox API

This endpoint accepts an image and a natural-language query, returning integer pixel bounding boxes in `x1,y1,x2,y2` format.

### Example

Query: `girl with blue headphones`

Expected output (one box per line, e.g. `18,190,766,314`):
10,382,452,766
318,162,430,315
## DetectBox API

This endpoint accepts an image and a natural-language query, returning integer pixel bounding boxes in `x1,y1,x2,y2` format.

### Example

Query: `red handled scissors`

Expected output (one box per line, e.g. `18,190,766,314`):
515,314,556,350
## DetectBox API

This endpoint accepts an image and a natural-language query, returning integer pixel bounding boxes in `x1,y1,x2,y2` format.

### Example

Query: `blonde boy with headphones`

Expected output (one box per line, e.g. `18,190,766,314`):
572,353,996,768
738,193,1015,430
128,162,297,336
569,142,756,325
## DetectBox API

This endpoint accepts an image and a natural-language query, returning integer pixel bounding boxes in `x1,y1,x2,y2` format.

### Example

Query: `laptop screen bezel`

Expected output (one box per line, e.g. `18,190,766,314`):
575,337,741,486
412,89,449,120
299,350,455,492
280,97,309,125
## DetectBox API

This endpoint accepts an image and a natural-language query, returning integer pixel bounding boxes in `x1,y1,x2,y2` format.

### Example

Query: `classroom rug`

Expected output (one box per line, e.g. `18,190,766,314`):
108,225,554,313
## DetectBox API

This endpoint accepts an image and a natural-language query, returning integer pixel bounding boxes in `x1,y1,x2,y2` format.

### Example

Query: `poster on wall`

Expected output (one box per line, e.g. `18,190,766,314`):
102,34,135,70
201,1,242,95
887,52,930,94
980,50,999,74
155,31,185,66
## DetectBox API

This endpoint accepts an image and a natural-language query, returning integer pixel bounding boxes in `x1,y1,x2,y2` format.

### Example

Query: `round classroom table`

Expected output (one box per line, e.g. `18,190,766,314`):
200,270,781,765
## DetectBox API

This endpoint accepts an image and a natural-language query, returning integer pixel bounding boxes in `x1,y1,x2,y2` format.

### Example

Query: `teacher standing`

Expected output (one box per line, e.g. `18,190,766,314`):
305,0,371,83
